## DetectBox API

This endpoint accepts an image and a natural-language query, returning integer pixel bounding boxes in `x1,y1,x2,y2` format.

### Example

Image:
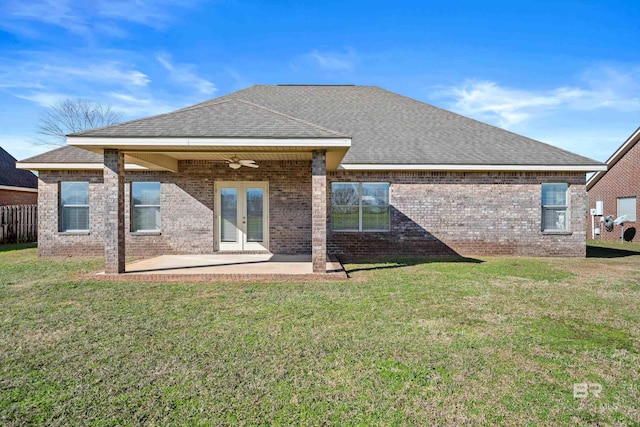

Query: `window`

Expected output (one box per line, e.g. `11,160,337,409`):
617,197,636,222
541,183,568,231
131,182,161,232
59,182,89,232
331,182,390,231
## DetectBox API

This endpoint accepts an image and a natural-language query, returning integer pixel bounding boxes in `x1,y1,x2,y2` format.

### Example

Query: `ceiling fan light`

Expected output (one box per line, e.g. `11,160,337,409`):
229,163,241,169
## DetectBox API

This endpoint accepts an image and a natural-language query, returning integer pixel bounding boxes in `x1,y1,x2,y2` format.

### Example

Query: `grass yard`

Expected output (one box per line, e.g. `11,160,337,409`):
1,242,639,426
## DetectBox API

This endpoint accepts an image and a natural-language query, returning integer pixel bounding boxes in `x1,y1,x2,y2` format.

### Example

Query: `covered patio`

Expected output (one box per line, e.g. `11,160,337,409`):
67,135,350,275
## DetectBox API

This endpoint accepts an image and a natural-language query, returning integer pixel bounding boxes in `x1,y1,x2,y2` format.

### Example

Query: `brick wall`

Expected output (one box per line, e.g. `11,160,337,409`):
38,160,312,257
37,163,587,259
587,140,639,242
0,189,37,206
327,171,587,259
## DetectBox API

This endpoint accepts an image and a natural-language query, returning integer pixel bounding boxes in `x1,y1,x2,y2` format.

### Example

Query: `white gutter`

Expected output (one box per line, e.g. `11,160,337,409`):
67,136,352,148
0,185,38,192
337,164,607,172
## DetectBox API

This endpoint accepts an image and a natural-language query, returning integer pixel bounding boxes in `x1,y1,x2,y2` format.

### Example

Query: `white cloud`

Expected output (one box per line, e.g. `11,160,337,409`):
432,66,640,128
15,92,70,108
1,0,90,36
105,92,179,117
54,63,151,87
0,57,149,91
157,53,217,95
95,0,197,29
307,49,355,72
292,49,357,74
433,80,586,127
0,0,200,38
0,51,215,121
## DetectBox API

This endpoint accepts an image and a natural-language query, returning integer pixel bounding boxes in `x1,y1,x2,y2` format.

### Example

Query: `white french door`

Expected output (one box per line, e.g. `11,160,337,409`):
215,181,269,251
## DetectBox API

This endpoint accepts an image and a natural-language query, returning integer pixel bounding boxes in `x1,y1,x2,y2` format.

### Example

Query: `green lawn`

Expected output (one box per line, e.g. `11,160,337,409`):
1,243,639,426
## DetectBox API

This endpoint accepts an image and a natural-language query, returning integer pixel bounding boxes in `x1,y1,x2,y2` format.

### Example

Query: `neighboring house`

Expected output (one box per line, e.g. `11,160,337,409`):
587,127,639,242
17,85,604,273
0,146,38,206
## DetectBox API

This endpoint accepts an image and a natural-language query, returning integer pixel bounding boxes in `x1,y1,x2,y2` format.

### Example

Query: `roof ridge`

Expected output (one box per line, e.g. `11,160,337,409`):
0,146,17,163
172,85,265,113
70,87,346,138
232,98,345,136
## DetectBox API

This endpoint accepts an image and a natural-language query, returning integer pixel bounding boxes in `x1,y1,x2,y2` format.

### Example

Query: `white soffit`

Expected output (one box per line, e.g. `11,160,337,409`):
16,162,149,171
66,137,351,170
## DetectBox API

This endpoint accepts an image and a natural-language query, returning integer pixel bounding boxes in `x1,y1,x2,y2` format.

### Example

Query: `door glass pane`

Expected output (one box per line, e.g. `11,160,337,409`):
221,188,238,242
246,188,263,242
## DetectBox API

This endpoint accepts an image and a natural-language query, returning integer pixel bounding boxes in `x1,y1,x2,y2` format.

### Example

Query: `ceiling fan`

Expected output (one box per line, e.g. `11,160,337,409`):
224,156,259,169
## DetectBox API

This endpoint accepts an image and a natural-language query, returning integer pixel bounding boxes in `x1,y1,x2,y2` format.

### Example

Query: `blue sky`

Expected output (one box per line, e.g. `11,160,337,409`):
1,0,639,163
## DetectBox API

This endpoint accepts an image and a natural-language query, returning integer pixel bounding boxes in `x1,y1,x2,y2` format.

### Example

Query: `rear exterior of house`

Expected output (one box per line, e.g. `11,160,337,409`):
18,85,605,273
0,147,38,206
587,127,639,242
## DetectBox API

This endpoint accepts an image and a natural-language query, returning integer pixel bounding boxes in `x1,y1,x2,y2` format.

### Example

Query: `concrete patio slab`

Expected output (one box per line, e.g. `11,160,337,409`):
93,254,347,281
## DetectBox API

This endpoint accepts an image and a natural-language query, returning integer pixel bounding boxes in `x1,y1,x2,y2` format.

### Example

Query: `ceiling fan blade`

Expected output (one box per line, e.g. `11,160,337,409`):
238,159,256,165
229,163,241,169
244,163,259,168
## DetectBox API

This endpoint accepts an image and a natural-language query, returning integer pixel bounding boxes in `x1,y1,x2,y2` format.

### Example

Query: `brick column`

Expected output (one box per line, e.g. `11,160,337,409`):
104,149,125,274
312,150,327,273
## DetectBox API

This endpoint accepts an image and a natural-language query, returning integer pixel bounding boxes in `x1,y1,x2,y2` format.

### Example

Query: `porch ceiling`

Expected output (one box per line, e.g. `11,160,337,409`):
68,137,350,171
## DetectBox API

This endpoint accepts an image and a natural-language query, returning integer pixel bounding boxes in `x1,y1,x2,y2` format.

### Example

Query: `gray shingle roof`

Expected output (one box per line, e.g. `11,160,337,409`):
20,145,103,164
71,98,345,138
0,147,38,188
61,85,600,166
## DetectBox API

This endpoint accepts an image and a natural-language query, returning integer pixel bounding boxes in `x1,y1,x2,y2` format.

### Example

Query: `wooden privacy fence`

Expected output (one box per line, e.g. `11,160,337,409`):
0,205,37,244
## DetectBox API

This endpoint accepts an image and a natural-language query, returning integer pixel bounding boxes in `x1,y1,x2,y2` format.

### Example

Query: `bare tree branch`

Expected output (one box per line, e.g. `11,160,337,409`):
35,99,123,146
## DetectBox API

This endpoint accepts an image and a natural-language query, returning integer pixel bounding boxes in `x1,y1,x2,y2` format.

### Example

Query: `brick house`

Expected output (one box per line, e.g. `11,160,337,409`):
17,85,604,273
587,127,639,242
0,146,38,206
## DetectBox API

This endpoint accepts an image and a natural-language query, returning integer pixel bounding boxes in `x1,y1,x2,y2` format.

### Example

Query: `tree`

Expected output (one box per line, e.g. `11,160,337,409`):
36,99,123,146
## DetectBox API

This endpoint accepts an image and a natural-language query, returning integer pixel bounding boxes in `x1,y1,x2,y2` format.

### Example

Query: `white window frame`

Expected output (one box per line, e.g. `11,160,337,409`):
130,182,161,232
617,197,636,222
331,182,390,232
59,181,89,232
541,183,569,232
